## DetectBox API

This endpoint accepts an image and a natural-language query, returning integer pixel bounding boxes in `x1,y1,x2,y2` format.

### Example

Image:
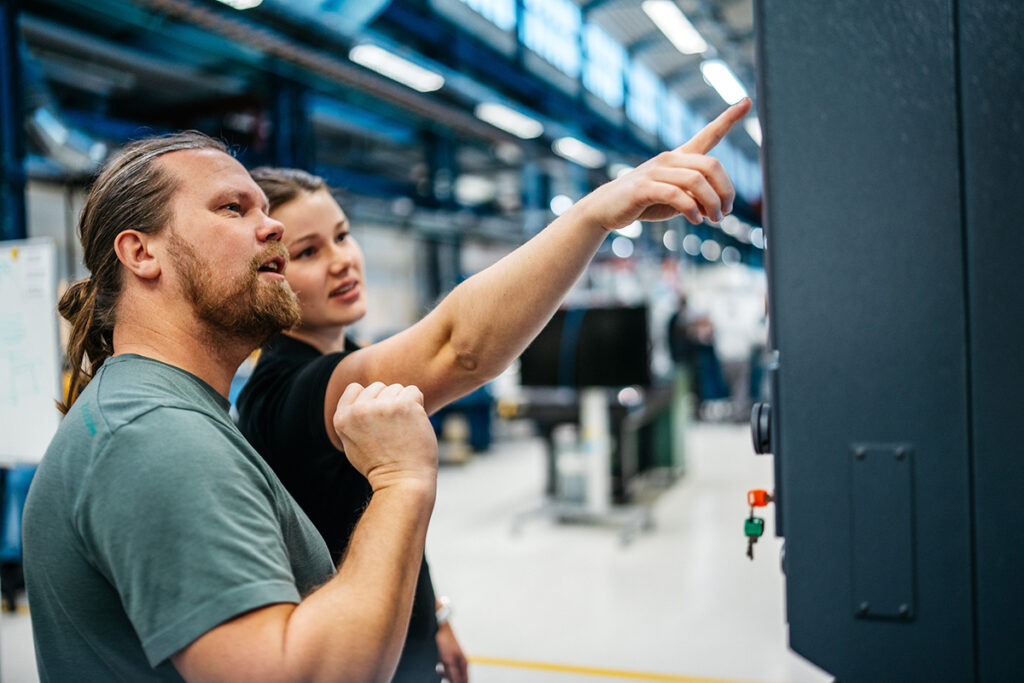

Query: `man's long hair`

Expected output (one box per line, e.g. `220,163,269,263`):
58,131,227,414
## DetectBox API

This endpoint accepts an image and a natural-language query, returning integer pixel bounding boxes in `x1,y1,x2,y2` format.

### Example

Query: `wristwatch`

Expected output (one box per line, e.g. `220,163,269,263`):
435,595,452,626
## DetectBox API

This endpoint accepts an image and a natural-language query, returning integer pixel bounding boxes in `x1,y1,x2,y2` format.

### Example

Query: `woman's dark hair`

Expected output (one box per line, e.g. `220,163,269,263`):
58,131,227,414
248,167,328,213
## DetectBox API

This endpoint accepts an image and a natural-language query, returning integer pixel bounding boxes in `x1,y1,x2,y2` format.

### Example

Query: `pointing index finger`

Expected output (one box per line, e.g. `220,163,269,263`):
679,98,752,155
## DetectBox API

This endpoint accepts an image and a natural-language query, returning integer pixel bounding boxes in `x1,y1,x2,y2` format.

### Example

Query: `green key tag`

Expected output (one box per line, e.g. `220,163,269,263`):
744,516,765,538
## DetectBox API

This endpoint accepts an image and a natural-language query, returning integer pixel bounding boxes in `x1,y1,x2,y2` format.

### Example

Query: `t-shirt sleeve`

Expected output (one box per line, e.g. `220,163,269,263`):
258,352,345,455
75,407,302,668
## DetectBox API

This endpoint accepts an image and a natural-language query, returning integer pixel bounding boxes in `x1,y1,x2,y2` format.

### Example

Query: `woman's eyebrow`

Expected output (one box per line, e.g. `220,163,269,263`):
288,231,320,247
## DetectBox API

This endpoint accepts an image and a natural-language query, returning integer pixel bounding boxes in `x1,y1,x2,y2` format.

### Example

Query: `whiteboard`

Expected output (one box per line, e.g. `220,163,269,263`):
0,239,61,465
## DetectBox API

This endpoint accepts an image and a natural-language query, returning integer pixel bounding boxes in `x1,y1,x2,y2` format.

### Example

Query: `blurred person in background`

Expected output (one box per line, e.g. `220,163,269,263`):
237,100,753,683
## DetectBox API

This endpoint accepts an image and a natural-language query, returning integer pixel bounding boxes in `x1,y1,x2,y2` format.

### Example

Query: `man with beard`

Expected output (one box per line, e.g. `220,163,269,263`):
22,131,440,682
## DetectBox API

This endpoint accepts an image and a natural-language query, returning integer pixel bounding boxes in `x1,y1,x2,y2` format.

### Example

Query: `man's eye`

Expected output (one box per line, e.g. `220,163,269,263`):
221,203,242,214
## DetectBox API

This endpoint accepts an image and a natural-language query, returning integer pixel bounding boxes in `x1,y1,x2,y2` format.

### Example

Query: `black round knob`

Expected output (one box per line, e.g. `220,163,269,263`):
750,402,772,455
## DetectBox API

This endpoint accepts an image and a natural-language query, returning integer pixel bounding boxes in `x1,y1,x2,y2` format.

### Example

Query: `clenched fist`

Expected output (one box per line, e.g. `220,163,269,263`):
332,382,439,494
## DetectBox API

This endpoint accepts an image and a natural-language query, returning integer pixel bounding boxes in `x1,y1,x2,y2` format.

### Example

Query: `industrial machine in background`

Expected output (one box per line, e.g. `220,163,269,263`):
752,1,1023,680
512,305,678,544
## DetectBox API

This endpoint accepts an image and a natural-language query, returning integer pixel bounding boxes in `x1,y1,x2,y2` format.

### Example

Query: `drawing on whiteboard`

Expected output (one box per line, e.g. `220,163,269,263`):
0,239,62,465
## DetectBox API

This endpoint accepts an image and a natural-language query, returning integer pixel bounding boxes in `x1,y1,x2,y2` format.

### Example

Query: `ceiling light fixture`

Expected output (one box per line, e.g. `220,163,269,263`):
641,0,708,55
612,235,635,259
700,59,748,105
215,0,262,9
349,44,445,93
550,194,574,216
552,137,606,169
608,163,635,179
744,117,762,146
474,102,543,139
616,221,643,239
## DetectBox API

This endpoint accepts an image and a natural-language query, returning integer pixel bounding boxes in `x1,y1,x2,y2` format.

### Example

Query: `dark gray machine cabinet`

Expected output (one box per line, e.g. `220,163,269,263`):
959,3,1024,681
750,0,1024,680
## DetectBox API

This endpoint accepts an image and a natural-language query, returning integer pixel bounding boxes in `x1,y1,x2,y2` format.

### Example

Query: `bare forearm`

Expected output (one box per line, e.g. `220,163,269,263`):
173,484,434,683
279,483,435,681
432,203,609,384
329,100,751,421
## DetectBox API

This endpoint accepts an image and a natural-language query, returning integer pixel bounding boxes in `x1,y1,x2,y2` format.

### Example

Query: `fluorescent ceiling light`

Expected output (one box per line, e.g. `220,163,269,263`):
750,227,765,249
474,102,543,139
609,163,634,179
612,235,635,259
616,221,643,239
550,194,574,216
700,59,748,105
701,239,722,262
642,0,707,55
744,117,762,146
349,44,444,93
215,0,262,9
454,175,496,206
663,230,678,252
552,137,606,169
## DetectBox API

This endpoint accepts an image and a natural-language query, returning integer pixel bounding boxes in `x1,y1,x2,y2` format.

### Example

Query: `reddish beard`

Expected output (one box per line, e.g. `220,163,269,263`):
168,231,301,346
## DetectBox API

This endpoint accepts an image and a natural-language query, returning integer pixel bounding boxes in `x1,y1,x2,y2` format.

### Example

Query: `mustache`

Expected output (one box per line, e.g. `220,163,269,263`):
249,242,290,274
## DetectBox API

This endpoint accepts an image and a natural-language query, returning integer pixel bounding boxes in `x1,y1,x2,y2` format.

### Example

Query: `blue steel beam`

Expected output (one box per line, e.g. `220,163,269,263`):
0,0,26,241
580,0,620,17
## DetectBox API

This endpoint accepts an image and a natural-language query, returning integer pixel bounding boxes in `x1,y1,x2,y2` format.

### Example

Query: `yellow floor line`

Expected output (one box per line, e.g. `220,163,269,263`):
468,656,764,683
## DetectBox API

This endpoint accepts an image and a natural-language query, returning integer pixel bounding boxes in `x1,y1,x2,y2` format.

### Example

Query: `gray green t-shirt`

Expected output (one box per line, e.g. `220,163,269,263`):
23,354,335,681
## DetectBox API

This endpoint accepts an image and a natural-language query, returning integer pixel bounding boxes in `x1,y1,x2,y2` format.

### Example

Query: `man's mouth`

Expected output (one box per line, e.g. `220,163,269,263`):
258,257,286,275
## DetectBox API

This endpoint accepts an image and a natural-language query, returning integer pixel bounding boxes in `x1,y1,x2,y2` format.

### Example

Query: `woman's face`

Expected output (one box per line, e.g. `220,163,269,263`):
274,188,367,331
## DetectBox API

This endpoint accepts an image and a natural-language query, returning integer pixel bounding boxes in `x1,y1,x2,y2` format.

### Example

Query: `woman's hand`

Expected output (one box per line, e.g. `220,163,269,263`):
436,621,468,683
573,98,752,231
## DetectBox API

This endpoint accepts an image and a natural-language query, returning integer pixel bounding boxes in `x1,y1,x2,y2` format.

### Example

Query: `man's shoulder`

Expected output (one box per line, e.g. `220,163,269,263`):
34,359,246,522
93,354,229,425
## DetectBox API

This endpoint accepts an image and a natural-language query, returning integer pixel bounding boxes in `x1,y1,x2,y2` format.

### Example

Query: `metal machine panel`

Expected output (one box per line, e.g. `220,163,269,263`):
755,1,975,679
849,444,915,621
959,2,1024,679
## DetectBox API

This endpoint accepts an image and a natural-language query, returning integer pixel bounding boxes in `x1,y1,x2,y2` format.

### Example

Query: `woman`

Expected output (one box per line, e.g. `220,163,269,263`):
236,99,751,683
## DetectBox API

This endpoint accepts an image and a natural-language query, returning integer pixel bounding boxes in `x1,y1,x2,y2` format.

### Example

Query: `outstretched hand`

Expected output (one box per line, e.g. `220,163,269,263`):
575,98,752,231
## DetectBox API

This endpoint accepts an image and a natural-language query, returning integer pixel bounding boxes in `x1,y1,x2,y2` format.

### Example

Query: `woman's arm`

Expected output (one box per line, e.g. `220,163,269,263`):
320,100,752,448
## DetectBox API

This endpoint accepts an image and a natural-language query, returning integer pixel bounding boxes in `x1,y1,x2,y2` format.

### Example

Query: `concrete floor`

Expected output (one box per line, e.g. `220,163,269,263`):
1,421,834,683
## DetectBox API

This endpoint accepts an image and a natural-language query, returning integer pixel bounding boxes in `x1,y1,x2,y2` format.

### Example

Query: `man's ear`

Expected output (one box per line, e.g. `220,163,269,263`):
113,230,161,280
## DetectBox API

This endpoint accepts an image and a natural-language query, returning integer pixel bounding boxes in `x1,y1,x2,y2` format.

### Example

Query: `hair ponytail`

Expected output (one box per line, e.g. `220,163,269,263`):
57,278,113,414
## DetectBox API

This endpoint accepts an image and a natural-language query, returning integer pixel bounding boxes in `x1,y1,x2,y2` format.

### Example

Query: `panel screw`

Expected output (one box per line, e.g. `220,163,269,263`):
858,602,870,615
855,448,866,460
898,604,909,617
895,447,906,460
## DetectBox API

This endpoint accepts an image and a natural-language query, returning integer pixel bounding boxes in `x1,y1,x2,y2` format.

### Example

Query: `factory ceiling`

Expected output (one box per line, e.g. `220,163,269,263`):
16,0,763,248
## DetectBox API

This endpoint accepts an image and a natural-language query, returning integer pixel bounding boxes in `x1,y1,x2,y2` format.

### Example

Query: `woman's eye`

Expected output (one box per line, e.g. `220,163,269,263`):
295,247,316,259
335,232,348,243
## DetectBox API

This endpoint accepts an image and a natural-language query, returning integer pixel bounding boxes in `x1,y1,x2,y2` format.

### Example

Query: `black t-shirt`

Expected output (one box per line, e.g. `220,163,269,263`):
236,334,440,681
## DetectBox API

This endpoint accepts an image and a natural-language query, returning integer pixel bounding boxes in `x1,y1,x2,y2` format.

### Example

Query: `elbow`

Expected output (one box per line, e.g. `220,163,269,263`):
449,341,505,384
443,329,503,386
453,349,479,373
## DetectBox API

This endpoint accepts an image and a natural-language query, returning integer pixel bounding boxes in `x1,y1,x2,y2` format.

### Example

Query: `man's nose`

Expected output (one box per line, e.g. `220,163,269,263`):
257,213,285,243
